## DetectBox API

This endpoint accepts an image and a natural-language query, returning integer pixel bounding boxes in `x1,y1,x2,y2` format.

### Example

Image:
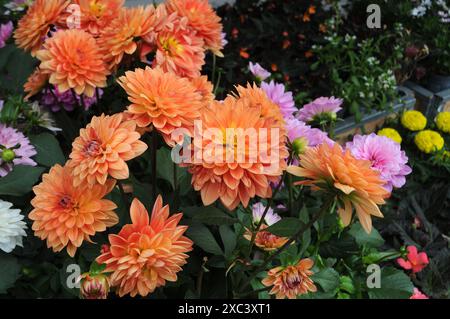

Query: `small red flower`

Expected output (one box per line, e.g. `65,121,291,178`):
397,246,429,273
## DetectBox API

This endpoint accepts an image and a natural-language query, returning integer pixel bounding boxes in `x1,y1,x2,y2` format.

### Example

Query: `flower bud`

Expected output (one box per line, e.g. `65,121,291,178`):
79,273,110,299
292,137,308,156
1,149,16,162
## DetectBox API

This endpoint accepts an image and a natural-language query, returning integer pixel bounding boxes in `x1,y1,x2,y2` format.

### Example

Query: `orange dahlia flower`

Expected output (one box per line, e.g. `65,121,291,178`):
117,66,204,145
189,96,288,210
166,0,223,56
153,17,205,78
96,196,193,297
29,164,118,257
68,113,148,187
97,5,161,70
190,75,215,106
36,29,109,97
262,258,317,299
14,0,69,56
287,143,390,233
24,68,49,100
243,225,289,251
70,0,124,36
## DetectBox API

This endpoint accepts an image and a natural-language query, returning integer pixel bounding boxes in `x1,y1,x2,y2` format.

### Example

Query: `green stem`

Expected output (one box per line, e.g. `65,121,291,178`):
239,196,335,293
151,129,158,201
211,54,217,85
173,162,180,211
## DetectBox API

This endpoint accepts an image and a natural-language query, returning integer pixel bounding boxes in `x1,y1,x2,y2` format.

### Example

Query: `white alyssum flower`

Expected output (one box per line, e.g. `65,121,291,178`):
0,200,27,253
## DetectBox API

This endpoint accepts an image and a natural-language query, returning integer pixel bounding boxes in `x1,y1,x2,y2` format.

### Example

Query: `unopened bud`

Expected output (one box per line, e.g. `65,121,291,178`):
79,273,110,299
1,149,15,162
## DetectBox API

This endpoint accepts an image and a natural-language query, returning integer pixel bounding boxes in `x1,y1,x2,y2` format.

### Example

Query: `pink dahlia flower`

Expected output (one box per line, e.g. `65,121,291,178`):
0,21,13,48
0,124,37,177
286,118,333,147
410,288,429,299
298,96,343,122
261,81,297,119
248,62,271,81
397,246,429,274
346,133,412,192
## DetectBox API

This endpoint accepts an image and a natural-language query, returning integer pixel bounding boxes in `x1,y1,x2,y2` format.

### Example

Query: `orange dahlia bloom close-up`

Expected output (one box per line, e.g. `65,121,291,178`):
262,258,317,299
29,164,118,257
153,17,205,78
243,225,289,251
68,113,148,187
166,0,224,56
96,196,193,297
23,67,49,101
71,0,124,36
36,29,109,97
118,66,204,145
189,95,288,210
14,0,69,56
97,5,161,70
287,143,390,234
190,75,215,106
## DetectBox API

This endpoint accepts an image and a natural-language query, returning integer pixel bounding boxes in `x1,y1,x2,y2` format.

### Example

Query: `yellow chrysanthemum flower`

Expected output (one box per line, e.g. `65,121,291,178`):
435,112,450,134
414,130,444,154
401,110,427,131
377,128,402,144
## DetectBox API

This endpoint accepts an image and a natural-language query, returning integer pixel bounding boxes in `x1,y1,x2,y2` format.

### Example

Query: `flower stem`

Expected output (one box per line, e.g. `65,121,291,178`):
151,128,158,201
239,196,336,293
173,162,180,211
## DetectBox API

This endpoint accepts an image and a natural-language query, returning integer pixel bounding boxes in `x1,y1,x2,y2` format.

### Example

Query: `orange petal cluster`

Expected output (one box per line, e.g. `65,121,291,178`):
262,259,317,299
68,113,148,187
36,29,109,97
96,196,193,297
190,75,215,106
153,17,205,78
287,143,390,233
24,68,49,101
29,164,118,257
14,0,69,56
166,0,223,56
189,95,288,210
243,225,289,251
72,0,124,36
118,66,204,145
97,5,162,70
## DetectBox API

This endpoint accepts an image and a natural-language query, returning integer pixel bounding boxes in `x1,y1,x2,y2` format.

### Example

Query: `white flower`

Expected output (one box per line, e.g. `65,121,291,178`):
0,200,27,253
252,203,281,226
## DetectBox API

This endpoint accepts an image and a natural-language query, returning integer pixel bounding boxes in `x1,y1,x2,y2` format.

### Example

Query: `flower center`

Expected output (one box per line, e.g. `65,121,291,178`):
90,0,106,17
1,148,16,162
284,272,302,290
160,36,183,56
59,195,73,209
84,140,102,157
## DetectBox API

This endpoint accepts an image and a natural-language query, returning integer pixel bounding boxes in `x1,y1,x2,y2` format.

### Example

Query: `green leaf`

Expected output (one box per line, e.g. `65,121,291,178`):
298,206,311,256
349,222,384,248
265,218,302,237
156,147,188,189
192,206,238,226
0,254,21,294
29,133,65,167
89,262,106,275
368,267,414,299
186,222,223,255
312,268,340,293
219,225,236,258
0,165,45,196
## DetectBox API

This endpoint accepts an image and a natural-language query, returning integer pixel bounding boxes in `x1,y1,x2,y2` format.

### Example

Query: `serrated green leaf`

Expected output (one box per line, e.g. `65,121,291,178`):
186,222,223,255
192,206,238,226
312,268,340,293
0,254,21,294
368,267,413,299
265,217,302,237
349,222,384,248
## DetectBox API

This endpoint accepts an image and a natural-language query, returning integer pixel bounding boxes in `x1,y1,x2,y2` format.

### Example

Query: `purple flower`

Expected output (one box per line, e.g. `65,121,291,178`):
0,124,37,177
261,81,297,119
221,32,228,47
298,96,343,123
252,202,281,226
346,133,412,192
41,86,102,112
248,62,271,81
0,21,13,48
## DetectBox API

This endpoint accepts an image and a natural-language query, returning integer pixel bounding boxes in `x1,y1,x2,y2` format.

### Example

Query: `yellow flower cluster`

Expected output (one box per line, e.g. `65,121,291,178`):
414,130,444,154
378,128,402,144
401,110,427,131
435,112,450,134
